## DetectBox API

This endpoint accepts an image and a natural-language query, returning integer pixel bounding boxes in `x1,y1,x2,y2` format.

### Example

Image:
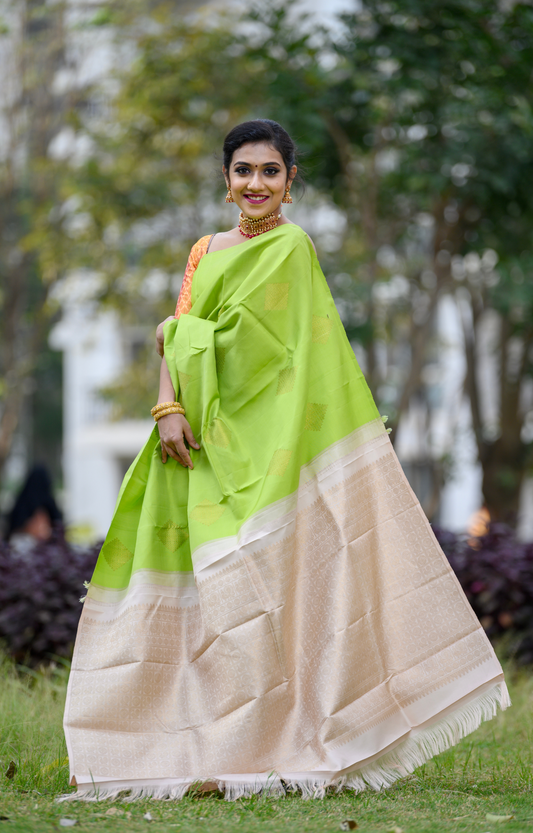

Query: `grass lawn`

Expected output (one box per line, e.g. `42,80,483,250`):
0,656,532,833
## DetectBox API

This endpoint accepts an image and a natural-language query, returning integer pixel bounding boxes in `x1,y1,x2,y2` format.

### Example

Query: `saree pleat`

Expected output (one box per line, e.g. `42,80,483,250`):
63,225,508,801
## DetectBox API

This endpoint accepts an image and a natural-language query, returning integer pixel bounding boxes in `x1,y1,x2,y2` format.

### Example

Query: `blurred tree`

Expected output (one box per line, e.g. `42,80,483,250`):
47,4,272,418
324,0,533,524
0,0,202,482
53,0,533,523
0,0,71,485
246,0,533,522
46,3,329,417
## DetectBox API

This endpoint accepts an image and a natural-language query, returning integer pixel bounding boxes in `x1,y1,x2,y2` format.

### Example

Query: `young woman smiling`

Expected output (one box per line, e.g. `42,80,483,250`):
64,120,509,803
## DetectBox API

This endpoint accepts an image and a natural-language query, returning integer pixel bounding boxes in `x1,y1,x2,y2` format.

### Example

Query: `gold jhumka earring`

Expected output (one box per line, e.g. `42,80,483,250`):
225,188,235,203
282,185,293,204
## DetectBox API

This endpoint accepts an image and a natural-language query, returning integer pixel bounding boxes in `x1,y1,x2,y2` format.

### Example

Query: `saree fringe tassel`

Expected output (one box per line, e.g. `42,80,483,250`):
63,226,509,800
60,682,508,803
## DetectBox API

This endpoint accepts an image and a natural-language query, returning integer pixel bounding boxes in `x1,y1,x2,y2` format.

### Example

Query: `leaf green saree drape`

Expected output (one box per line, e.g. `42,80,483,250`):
63,225,509,801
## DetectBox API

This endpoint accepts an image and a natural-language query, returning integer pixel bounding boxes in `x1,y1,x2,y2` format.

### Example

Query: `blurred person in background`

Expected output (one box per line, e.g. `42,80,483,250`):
63,120,509,803
5,464,62,555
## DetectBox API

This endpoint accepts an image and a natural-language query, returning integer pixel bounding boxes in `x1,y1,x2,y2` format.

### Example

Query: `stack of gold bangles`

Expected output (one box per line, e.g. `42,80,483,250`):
151,401,185,422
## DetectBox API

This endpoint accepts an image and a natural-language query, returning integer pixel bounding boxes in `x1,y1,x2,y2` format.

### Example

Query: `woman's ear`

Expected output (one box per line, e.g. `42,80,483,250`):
222,165,230,188
287,164,297,184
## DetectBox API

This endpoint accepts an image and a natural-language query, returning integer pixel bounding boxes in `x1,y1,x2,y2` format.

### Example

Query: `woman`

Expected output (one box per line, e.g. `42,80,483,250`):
64,119,509,801
6,465,62,555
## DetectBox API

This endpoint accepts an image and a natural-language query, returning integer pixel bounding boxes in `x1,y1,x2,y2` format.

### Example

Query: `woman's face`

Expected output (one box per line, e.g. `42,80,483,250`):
224,141,296,219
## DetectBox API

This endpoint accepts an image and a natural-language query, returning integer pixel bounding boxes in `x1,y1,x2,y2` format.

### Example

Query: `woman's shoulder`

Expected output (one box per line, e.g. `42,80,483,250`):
188,234,214,265
190,234,213,255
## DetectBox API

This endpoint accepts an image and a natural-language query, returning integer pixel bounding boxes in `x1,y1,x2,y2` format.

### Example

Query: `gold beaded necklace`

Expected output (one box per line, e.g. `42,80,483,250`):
238,210,281,239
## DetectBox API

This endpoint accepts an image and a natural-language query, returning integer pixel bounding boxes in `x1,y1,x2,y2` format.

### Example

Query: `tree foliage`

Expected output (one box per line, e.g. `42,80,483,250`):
327,0,533,522
0,0,73,486
4,0,533,523
241,0,533,520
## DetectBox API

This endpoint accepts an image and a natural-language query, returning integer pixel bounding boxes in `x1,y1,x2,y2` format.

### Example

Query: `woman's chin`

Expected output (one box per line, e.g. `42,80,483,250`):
239,202,279,218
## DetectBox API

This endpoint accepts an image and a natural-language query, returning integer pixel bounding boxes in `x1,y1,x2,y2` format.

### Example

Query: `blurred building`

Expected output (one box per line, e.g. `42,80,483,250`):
50,303,151,540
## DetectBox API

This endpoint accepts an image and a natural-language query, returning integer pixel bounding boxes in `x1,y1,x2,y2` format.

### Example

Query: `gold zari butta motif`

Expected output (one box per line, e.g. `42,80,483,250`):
66,442,500,787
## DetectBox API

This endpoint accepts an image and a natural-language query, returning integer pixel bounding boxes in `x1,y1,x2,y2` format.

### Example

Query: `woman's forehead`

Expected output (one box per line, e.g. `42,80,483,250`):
231,142,284,165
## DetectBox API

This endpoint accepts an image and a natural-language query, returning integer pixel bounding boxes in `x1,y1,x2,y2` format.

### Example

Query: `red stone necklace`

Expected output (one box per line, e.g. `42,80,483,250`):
238,210,281,239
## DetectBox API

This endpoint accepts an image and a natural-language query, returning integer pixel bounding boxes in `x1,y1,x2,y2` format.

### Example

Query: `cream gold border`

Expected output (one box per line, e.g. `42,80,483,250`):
62,672,509,802
193,419,390,577
64,415,510,803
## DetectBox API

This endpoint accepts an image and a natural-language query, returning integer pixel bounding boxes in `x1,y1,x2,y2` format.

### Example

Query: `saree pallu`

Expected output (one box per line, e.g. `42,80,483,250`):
63,225,509,801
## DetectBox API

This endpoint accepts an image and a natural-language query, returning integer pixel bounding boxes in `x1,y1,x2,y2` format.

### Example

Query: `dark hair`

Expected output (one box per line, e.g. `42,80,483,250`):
223,119,302,187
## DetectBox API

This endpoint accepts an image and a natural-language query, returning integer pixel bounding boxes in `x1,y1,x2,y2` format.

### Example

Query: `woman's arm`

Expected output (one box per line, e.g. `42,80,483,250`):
156,316,174,357
155,236,212,463
156,358,200,469
158,355,176,403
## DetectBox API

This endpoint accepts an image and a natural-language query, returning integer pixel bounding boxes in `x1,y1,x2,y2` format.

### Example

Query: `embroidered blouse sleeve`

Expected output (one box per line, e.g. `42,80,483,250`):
174,235,212,319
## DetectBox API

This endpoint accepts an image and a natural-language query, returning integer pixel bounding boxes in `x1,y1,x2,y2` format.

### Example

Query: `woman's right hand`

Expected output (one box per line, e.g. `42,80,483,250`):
156,316,175,357
158,413,200,468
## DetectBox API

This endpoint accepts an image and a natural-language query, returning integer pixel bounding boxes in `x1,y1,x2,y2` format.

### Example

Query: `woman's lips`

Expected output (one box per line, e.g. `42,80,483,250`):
244,195,269,204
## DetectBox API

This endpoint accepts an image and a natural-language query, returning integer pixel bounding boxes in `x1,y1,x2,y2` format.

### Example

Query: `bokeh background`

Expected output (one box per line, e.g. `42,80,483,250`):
1,0,533,662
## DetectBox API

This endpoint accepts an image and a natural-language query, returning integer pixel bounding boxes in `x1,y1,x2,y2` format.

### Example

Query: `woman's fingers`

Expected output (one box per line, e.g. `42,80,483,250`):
158,414,199,469
156,316,175,356
164,442,186,465
161,441,186,466
176,437,193,469
183,422,200,450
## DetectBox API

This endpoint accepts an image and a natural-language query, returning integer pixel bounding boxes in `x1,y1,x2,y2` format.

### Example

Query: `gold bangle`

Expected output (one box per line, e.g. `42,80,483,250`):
152,401,183,411
151,401,185,416
151,401,179,415
154,408,183,422
154,402,184,412
154,406,185,422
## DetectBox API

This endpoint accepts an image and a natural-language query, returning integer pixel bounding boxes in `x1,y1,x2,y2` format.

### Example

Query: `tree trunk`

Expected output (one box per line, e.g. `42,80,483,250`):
480,437,527,524
460,295,532,528
0,1,68,484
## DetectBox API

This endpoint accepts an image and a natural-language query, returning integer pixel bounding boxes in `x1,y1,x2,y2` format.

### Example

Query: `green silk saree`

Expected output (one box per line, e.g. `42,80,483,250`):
64,225,509,800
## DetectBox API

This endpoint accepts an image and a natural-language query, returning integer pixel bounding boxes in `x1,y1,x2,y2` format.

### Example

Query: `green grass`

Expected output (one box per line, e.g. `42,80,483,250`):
1,655,532,833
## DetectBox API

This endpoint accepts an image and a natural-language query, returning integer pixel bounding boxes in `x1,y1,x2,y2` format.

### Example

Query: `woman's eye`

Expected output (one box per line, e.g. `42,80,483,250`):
234,166,280,175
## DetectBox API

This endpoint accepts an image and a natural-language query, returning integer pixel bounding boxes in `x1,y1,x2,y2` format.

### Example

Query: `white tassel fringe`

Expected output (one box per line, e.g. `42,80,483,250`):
60,681,510,803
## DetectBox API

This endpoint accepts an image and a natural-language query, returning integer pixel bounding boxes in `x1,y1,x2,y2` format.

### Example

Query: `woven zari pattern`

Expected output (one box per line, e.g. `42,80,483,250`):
277,367,298,396
156,522,189,553
102,538,134,572
264,283,289,310
67,443,498,784
312,315,333,344
304,403,328,431
267,449,293,477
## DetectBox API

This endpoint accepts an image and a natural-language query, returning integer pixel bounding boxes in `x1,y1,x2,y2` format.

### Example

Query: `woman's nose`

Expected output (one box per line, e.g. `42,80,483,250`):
247,171,264,190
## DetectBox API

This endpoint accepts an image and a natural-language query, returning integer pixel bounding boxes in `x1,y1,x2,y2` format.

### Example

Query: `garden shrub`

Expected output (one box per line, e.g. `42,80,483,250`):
434,523,533,665
0,530,99,664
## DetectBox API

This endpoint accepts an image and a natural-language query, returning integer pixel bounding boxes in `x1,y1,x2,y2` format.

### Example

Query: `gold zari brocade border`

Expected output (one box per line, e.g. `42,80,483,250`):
66,442,499,783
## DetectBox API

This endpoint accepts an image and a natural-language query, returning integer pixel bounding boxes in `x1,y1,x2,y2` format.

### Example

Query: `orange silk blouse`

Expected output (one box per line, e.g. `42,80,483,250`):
174,235,212,319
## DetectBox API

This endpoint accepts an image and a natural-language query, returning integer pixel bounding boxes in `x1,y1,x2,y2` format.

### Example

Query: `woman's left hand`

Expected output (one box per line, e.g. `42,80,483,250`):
158,413,200,468
156,316,175,357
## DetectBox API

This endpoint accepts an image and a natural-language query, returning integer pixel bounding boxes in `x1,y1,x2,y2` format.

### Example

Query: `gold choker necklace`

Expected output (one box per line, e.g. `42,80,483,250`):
239,210,281,239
